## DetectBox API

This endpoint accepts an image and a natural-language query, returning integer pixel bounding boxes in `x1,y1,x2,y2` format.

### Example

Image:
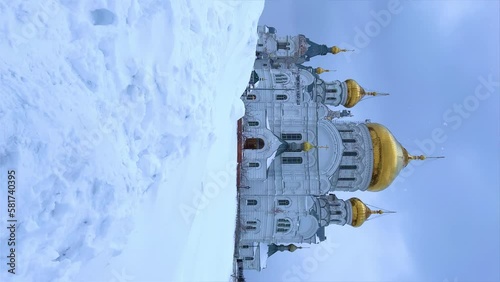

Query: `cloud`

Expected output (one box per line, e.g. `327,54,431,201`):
431,1,479,34
304,219,420,282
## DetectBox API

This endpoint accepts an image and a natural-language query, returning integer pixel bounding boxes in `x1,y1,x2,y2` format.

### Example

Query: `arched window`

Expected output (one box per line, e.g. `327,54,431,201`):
277,218,290,224
282,157,303,164
245,257,254,261
276,94,288,101
248,121,259,126
340,165,357,170
326,88,338,93
338,177,355,181
244,138,264,149
326,97,337,101
339,129,354,133
342,139,356,143
246,199,257,206
343,151,358,157
246,94,256,100
278,199,290,206
249,162,260,168
245,220,258,232
276,218,291,233
274,73,289,84
281,133,302,141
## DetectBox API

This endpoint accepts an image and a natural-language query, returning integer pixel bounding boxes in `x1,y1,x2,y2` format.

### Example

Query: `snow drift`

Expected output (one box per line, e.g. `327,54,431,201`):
0,0,264,281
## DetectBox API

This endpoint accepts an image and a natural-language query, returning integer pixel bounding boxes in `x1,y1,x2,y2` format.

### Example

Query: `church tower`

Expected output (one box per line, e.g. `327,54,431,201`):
311,195,383,229
315,77,387,108
256,25,351,65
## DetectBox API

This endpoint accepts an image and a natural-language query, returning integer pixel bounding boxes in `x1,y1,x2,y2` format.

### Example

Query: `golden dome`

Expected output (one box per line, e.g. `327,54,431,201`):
349,198,371,227
344,79,366,108
366,123,425,192
302,141,314,152
288,244,299,252
349,198,384,227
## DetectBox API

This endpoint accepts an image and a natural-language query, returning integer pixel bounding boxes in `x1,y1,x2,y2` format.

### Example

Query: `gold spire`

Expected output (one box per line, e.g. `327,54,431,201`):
403,152,444,166
330,46,353,54
366,91,389,96
344,85,390,108
409,154,426,161
315,67,330,74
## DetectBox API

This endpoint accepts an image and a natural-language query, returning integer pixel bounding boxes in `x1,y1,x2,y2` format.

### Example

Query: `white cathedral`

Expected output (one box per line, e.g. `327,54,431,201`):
235,26,428,271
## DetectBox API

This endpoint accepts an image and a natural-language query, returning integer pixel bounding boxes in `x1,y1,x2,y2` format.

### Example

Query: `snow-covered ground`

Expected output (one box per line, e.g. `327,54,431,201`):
0,1,264,281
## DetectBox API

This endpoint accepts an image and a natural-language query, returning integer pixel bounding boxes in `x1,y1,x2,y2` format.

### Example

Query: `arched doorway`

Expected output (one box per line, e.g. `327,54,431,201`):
244,138,264,150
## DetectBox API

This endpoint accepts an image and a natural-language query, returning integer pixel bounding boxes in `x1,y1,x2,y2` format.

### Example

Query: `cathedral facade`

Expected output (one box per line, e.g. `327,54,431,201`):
236,25,423,271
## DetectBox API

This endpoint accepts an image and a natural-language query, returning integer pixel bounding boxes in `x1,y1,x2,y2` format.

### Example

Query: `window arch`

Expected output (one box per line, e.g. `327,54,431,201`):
248,121,259,126
245,220,259,232
246,199,257,206
276,218,292,233
338,177,355,181
278,199,290,206
282,157,303,164
340,165,357,170
274,73,289,84
276,94,288,101
343,151,358,157
244,138,264,149
342,139,356,143
281,133,302,141
246,94,256,100
248,162,260,168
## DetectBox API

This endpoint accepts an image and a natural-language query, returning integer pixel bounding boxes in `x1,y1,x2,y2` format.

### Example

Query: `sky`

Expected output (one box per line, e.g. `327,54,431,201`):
246,1,500,282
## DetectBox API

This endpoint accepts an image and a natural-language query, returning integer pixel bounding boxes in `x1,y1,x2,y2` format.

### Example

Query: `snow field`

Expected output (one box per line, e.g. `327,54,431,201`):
0,0,264,281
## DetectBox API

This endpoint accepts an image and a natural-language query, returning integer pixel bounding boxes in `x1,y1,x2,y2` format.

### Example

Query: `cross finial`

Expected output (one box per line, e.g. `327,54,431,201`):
331,46,355,54
366,91,389,96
